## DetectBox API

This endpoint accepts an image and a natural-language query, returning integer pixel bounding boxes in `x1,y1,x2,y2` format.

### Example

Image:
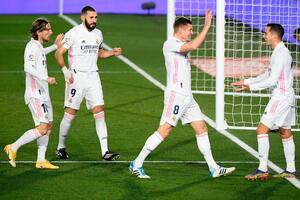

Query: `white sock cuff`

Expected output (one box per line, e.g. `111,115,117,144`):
154,131,164,141
282,136,293,143
94,111,105,120
34,129,42,137
64,112,76,121
257,134,269,139
196,132,208,138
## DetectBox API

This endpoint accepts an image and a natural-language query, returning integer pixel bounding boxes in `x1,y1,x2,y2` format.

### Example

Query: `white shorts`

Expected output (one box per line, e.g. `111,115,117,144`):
261,95,295,129
28,98,53,126
160,91,203,126
64,71,104,110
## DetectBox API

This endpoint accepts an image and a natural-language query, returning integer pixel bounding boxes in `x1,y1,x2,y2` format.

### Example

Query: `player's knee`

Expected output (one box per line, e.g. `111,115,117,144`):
92,106,104,114
157,123,173,138
65,107,77,116
191,120,207,133
279,128,292,139
64,112,76,122
47,123,53,135
36,123,49,135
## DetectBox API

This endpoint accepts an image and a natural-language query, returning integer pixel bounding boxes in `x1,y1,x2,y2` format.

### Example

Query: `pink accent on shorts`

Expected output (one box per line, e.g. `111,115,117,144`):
64,112,75,120
34,128,42,137
34,99,43,117
173,57,179,84
269,100,279,114
282,136,293,143
257,134,269,139
94,112,104,120
166,91,176,118
30,75,37,92
279,70,285,95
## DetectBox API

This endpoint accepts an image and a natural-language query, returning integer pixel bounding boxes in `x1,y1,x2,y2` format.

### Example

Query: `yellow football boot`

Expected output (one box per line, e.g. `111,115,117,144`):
36,160,59,169
4,145,17,167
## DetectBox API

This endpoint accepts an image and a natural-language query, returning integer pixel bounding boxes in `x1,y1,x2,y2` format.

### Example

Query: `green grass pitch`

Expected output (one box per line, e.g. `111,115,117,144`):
0,14,299,199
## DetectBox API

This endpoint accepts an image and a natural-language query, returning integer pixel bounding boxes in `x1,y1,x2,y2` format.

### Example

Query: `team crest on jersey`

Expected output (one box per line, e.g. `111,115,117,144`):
172,115,176,121
64,37,70,45
29,54,35,61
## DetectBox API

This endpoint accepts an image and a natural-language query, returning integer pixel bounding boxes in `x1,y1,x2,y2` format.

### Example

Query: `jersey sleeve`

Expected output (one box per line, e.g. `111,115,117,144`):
248,54,285,91
244,71,269,85
24,44,48,81
166,40,183,53
62,29,75,50
44,44,57,55
98,30,104,49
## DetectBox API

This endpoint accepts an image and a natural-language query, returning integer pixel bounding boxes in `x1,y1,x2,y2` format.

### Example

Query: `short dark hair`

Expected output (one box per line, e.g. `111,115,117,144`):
30,18,49,40
81,6,96,15
293,27,300,39
266,23,284,39
173,17,192,32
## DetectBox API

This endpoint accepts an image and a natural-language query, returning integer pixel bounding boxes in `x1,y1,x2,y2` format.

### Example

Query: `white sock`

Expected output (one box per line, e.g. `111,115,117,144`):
134,131,164,168
57,112,75,149
282,136,296,172
37,133,49,162
11,129,42,152
257,134,269,172
94,111,108,156
196,132,219,172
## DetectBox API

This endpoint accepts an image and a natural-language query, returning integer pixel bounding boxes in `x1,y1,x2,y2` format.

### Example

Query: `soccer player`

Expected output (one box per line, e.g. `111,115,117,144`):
4,18,63,169
231,23,297,180
55,6,121,161
129,9,236,179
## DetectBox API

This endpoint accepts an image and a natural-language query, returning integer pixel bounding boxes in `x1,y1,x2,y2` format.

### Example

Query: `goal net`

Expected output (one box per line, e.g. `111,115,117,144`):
171,0,300,130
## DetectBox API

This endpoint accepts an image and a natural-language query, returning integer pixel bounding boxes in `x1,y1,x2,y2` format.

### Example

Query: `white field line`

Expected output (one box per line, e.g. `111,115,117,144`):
59,14,300,189
0,160,258,164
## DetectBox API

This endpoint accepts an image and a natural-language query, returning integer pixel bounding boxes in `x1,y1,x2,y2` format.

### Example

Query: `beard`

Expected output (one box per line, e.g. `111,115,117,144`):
84,19,96,31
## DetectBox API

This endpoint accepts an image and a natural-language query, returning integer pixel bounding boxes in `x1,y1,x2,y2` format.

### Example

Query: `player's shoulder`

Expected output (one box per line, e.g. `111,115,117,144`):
274,43,291,58
25,39,40,52
66,24,81,36
163,37,182,49
92,28,103,37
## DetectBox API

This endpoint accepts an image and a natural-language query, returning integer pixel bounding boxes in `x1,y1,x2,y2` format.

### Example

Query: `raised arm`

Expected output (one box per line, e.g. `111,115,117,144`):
180,9,212,53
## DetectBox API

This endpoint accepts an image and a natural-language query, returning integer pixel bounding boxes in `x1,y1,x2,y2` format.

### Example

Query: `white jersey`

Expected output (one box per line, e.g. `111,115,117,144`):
24,39,50,104
163,37,192,96
245,42,294,97
62,24,103,72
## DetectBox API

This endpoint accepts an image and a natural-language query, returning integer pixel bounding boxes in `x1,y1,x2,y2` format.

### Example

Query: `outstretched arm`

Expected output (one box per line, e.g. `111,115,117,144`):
44,33,64,55
180,9,212,53
98,47,122,58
